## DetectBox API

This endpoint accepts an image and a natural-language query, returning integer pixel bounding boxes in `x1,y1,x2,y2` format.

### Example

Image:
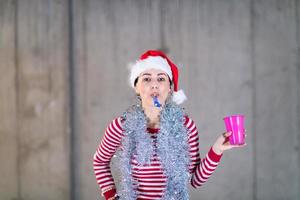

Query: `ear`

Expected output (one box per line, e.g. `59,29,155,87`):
134,86,139,94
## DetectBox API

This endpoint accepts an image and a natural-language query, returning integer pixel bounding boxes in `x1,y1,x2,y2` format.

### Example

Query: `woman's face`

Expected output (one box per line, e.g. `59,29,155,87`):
135,68,171,108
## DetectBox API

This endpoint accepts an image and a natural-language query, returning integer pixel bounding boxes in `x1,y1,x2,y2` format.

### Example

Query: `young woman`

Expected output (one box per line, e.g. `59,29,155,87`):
93,50,246,200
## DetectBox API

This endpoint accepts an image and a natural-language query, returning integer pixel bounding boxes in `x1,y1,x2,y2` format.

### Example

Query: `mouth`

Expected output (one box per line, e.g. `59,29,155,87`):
150,93,159,98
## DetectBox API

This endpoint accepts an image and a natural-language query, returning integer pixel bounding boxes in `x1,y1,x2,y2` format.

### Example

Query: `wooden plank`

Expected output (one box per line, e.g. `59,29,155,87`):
253,0,299,199
162,0,253,199
16,0,70,199
72,0,300,199
297,1,300,199
72,0,161,199
0,0,18,199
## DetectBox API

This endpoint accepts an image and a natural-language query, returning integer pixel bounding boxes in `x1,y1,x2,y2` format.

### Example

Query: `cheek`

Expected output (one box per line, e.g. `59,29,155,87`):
161,84,171,97
138,84,150,97
142,84,149,92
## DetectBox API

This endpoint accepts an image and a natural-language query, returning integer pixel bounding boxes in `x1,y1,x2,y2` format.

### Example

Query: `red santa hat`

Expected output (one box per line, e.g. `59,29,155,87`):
129,50,187,104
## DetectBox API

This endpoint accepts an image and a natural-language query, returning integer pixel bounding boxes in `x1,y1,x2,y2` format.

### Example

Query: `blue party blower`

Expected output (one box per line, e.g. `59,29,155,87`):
153,96,162,107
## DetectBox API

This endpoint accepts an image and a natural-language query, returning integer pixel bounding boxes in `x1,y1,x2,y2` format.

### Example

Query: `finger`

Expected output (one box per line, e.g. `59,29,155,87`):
231,143,247,148
224,137,229,144
221,132,231,144
222,144,236,151
224,131,232,137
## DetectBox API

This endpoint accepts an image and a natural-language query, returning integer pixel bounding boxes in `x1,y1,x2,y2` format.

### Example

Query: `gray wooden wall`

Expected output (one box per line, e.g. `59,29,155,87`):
0,0,299,200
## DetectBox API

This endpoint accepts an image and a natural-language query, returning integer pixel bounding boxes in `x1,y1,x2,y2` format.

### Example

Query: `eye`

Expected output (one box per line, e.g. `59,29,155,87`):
142,77,151,82
157,77,166,82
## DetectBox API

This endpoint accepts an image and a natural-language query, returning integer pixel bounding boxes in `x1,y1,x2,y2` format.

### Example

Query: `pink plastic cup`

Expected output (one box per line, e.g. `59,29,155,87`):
223,115,245,145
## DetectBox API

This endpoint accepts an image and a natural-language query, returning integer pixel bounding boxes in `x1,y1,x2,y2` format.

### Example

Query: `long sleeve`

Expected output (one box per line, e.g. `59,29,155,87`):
94,115,223,199
184,116,223,188
93,117,124,199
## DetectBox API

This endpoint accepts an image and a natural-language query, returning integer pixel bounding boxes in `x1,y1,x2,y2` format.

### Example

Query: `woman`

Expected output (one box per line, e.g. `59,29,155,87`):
93,50,246,200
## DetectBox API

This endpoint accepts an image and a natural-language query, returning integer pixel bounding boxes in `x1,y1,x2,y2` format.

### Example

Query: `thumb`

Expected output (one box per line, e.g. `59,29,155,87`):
224,131,232,137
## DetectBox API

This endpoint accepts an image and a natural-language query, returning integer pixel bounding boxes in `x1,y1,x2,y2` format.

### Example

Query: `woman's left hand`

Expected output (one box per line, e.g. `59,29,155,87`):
212,130,247,155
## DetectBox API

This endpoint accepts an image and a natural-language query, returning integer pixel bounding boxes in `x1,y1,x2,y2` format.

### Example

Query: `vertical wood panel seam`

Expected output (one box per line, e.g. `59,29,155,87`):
13,0,21,198
295,0,300,199
68,0,76,199
250,0,257,200
159,0,167,52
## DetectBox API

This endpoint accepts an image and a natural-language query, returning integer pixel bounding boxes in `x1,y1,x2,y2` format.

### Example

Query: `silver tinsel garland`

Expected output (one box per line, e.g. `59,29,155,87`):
117,102,190,200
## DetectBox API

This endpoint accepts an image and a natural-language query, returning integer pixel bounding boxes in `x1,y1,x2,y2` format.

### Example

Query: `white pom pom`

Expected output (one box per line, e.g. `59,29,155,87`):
172,90,187,105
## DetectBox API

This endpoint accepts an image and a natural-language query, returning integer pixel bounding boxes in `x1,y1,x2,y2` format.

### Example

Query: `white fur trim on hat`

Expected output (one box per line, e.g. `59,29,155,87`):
172,89,187,105
129,56,173,88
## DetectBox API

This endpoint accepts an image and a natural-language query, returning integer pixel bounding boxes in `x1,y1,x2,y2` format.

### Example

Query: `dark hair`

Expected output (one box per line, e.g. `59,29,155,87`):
134,77,173,88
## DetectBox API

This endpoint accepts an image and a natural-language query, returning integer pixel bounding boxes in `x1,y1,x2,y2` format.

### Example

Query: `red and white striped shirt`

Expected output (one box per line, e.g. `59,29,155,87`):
93,116,222,200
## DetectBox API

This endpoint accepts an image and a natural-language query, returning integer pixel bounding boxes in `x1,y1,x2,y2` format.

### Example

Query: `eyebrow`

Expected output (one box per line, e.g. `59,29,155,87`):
141,73,167,76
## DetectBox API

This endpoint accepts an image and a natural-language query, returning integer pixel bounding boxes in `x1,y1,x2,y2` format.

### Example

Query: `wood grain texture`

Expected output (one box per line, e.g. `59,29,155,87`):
297,0,300,199
16,0,70,199
73,0,299,200
0,0,299,199
72,0,162,199
253,0,299,199
0,0,18,199
160,0,253,199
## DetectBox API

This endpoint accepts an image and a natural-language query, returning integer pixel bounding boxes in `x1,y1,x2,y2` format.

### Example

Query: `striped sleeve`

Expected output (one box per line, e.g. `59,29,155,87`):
184,116,223,188
93,117,124,199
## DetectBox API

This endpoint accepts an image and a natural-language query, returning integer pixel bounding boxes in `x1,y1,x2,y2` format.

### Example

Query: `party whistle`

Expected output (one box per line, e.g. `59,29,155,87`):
153,96,162,107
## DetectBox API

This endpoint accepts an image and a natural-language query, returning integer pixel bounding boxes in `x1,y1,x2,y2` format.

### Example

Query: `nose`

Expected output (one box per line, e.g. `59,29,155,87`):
151,85,158,89
151,81,159,89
